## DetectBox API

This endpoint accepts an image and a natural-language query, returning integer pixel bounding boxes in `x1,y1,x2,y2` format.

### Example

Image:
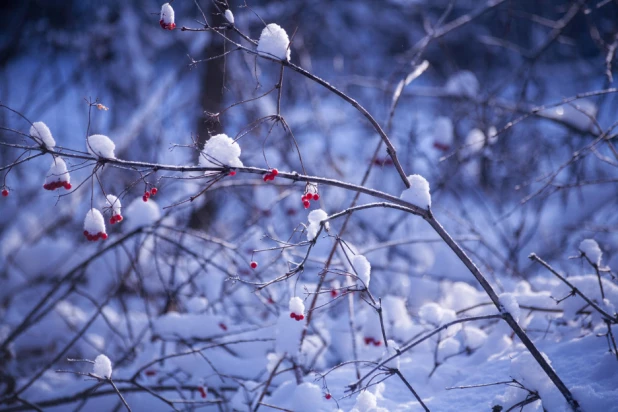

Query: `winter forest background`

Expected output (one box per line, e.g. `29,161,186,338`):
1,0,618,411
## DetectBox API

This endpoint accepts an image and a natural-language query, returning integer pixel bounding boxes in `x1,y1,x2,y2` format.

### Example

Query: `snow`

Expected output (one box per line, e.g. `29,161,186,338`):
463,128,485,156
289,296,305,315
351,254,371,288
84,208,106,235
124,196,161,229
160,3,174,25
224,9,234,24
87,134,116,159
400,174,431,209
257,23,291,61
292,383,323,412
198,133,243,168
354,390,377,411
92,354,112,378
579,239,602,266
541,99,598,133
306,209,329,241
433,116,453,150
499,293,520,323
382,340,400,369
105,194,121,215
445,70,479,98
30,121,56,149
418,302,444,325
44,158,70,186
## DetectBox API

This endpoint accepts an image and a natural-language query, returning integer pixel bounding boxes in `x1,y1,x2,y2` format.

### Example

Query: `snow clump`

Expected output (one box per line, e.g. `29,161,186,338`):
579,239,602,266
224,9,234,24
159,3,176,30
306,209,329,241
353,390,377,411
257,23,291,61
105,194,123,224
445,70,479,98
30,121,56,149
352,254,371,288
93,354,112,378
83,208,107,241
87,134,116,159
43,158,71,191
198,133,243,169
400,174,431,209
289,296,305,321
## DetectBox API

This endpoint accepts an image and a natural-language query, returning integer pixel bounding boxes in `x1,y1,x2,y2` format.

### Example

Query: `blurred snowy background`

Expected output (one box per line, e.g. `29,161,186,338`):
1,1,618,411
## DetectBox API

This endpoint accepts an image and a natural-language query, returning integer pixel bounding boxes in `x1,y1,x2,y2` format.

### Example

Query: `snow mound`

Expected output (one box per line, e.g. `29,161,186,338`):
289,296,305,317
352,254,371,288
93,354,112,378
30,121,56,149
87,134,116,159
105,194,121,215
445,70,479,98
579,239,602,266
419,302,445,325
198,133,243,168
292,382,323,412
354,390,377,411
400,174,431,209
257,23,291,61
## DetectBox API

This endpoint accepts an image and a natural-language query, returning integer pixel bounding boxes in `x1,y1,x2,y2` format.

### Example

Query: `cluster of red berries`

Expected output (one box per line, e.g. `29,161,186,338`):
83,231,108,241
301,192,320,209
43,181,72,191
1,189,8,197
218,322,228,331
250,261,258,269
433,141,450,152
364,337,382,346
290,312,305,321
263,168,278,181
109,214,123,225
143,187,158,202
159,20,176,30
197,386,207,399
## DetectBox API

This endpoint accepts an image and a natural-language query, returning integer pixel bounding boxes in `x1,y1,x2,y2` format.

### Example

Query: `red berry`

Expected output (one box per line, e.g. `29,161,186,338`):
64,183,72,190
297,314,304,321
144,370,157,377
267,297,275,304
301,195,307,202
100,233,108,240
151,187,157,195
197,386,207,398
290,313,296,319
159,20,176,30
144,191,150,198
325,394,332,400
313,194,320,201
270,168,278,177
142,196,148,202
250,261,258,269
117,215,123,222
83,231,89,237
330,290,338,298
219,322,228,331
303,200,310,209
364,337,373,345
373,340,382,347
110,218,116,225
229,170,236,176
